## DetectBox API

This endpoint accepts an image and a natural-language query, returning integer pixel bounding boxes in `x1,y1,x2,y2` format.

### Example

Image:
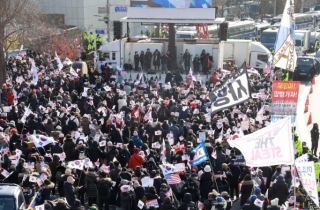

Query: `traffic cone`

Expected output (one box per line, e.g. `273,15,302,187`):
304,105,308,113
310,85,313,94
312,77,315,85
307,112,312,125
306,95,309,105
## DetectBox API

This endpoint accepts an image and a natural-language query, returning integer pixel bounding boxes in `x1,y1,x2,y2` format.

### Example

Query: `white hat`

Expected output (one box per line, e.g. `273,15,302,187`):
56,126,62,130
107,141,113,147
204,165,211,173
270,198,279,206
59,133,64,138
133,131,138,136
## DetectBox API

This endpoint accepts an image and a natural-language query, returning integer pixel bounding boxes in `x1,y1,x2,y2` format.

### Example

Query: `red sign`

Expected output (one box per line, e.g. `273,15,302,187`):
271,81,300,116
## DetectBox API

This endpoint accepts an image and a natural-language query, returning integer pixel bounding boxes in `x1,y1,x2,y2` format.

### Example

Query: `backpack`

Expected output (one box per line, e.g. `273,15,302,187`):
68,117,77,131
97,180,110,196
55,171,62,183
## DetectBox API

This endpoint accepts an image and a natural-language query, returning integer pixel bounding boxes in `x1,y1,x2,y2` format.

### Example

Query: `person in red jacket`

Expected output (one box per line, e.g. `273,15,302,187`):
6,89,14,105
128,148,144,170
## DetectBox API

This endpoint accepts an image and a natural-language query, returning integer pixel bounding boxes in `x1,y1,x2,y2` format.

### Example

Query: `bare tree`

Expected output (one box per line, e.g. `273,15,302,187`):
0,0,44,84
259,0,273,20
216,0,229,17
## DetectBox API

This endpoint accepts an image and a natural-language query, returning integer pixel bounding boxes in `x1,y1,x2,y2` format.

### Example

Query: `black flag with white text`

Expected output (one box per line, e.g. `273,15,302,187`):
209,67,251,113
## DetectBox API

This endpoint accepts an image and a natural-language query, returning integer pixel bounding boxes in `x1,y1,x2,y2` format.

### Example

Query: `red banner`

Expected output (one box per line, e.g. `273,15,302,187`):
271,81,300,116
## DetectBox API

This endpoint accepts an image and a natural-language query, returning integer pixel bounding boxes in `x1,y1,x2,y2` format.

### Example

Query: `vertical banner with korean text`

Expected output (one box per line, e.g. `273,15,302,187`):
271,81,300,122
296,161,319,207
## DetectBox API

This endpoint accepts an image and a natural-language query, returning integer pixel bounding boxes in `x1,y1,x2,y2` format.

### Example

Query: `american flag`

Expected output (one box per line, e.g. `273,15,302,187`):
165,173,181,185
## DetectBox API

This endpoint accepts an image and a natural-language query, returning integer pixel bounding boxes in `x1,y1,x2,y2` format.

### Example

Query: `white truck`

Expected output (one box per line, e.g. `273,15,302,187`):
294,30,311,55
217,39,272,72
97,38,271,73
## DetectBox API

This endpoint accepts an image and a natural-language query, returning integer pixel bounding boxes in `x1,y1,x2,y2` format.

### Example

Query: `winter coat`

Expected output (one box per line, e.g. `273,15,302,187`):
132,136,143,149
64,181,77,206
84,172,98,198
45,123,54,136
200,172,213,198
63,138,75,161
242,202,261,210
268,178,289,205
240,180,254,206
97,178,112,199
40,182,55,204
120,190,135,210
53,203,71,210
129,153,144,170
81,117,90,135
160,199,176,210
87,142,103,162
49,155,60,181
215,150,227,172
51,144,64,155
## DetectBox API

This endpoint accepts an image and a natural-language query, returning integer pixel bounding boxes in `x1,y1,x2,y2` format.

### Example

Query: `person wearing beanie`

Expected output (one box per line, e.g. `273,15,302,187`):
268,175,289,205
267,198,281,210
131,130,143,149
200,165,213,200
58,168,75,197
128,148,144,170
241,194,260,210
64,176,79,207
221,191,232,210
215,196,226,210
254,187,265,201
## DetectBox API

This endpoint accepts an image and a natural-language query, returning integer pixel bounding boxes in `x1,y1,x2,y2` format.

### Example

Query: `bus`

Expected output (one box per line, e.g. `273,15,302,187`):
255,22,271,38
208,21,256,39
260,28,278,51
271,13,314,30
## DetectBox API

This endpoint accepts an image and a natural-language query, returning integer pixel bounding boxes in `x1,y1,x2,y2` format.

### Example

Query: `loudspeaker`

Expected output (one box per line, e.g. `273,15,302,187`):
219,22,229,41
113,21,122,40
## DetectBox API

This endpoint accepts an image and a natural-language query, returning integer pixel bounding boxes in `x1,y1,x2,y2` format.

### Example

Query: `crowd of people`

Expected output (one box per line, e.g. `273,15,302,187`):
132,48,212,74
0,50,315,210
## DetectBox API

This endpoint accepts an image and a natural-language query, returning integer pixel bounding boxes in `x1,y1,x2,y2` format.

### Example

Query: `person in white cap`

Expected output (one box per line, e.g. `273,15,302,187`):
200,165,213,200
267,198,280,210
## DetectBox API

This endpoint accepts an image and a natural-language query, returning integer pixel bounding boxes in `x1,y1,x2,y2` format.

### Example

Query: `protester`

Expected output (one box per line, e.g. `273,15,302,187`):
0,51,313,210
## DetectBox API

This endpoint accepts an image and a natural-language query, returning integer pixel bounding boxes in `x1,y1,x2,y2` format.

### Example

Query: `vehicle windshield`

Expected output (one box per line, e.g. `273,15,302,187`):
310,35,316,43
295,40,302,46
316,51,320,57
297,58,313,66
0,197,15,210
260,32,277,43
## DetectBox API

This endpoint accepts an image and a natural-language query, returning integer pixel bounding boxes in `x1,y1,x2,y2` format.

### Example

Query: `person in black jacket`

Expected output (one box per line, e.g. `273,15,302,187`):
268,175,289,206
311,123,319,156
64,176,79,207
97,172,113,210
228,158,241,200
177,193,196,210
87,141,103,163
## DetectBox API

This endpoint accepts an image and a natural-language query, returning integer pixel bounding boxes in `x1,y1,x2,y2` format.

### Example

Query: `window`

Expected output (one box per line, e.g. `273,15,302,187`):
297,58,314,66
0,197,15,210
257,54,268,63
18,193,24,209
295,40,302,46
112,52,116,60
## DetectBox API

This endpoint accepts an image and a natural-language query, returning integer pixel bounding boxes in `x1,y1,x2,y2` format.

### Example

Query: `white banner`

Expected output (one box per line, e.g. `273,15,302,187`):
273,34,297,72
228,116,294,167
209,68,250,113
296,161,319,207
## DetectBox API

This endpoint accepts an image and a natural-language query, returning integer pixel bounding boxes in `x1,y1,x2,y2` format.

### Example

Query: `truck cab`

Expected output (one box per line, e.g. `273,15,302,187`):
295,33,305,55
